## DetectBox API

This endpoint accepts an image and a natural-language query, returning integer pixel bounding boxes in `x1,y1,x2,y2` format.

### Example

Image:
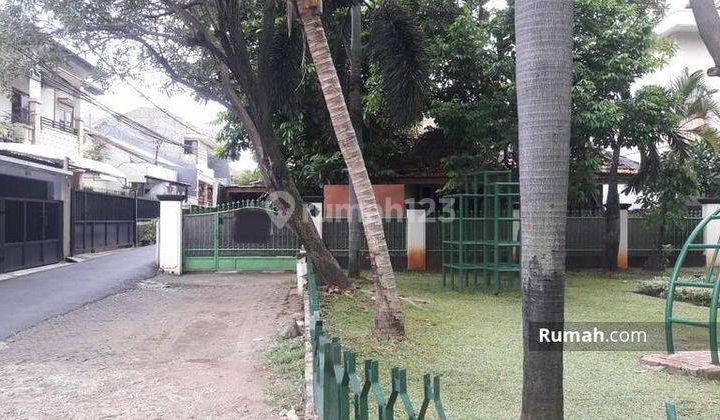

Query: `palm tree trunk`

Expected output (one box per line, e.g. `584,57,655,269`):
347,4,364,278
297,1,405,337
515,0,573,418
604,145,621,272
690,0,720,76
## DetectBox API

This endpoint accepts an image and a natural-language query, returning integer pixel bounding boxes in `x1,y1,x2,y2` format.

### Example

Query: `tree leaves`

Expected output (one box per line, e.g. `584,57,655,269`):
368,0,429,130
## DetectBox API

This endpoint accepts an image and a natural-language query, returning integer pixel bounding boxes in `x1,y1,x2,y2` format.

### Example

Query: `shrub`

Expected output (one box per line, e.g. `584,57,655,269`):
636,277,713,307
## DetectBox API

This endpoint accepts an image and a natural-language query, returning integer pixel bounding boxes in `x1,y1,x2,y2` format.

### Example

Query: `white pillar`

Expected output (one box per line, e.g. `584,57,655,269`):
28,75,42,144
74,93,85,149
310,202,323,238
617,204,629,269
296,252,308,294
701,199,720,267
406,208,426,271
157,194,184,274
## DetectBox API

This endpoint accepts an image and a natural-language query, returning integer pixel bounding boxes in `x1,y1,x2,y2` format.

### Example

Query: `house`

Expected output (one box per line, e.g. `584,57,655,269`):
0,47,127,272
92,107,230,206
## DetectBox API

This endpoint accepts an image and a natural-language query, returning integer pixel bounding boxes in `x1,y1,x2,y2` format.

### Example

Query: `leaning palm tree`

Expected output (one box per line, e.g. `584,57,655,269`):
292,0,407,337
515,0,573,417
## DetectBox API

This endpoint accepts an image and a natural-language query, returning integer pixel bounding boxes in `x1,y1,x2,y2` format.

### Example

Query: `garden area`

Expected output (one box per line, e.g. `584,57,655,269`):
320,269,720,419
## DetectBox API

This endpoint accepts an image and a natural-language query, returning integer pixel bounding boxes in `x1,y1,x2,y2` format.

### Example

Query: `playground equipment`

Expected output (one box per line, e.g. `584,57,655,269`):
441,171,520,292
665,207,720,364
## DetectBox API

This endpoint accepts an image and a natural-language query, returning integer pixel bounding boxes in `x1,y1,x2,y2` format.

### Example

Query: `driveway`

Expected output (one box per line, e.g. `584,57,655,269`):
0,245,157,340
0,271,292,418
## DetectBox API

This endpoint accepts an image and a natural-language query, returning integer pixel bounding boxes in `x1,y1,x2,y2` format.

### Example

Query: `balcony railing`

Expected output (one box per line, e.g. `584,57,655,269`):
41,117,77,135
11,109,30,125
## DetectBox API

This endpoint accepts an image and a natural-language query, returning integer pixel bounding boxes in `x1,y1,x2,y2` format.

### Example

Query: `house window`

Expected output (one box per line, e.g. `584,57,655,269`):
184,139,198,155
10,89,30,124
55,102,74,128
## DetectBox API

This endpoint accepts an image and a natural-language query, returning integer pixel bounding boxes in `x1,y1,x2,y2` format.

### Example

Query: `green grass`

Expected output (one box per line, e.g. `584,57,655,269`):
321,269,720,419
264,335,305,413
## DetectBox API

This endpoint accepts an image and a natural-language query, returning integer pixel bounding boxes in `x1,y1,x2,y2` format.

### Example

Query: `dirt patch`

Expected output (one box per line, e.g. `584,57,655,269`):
0,272,294,418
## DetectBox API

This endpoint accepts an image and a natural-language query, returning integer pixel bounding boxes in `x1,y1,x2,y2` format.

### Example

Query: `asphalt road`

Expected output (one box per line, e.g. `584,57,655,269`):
0,245,157,340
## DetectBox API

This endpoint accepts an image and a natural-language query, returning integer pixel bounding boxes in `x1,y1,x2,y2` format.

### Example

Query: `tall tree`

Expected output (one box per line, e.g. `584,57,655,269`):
295,0,406,337
4,0,351,290
689,0,720,76
515,0,573,417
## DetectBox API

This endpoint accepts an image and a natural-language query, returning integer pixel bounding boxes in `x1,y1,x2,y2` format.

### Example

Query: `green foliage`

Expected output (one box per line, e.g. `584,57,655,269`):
264,335,305,412
691,141,720,197
231,169,262,186
637,151,699,235
637,278,714,307
82,137,108,162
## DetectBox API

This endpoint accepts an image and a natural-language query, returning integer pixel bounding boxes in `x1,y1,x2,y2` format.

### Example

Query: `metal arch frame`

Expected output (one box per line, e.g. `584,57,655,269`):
665,207,720,364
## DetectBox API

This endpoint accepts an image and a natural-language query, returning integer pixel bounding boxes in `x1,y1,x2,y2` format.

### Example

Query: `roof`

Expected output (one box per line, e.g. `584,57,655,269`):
0,142,126,179
599,156,639,176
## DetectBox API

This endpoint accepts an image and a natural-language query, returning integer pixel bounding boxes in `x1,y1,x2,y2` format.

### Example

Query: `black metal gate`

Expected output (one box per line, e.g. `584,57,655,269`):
0,198,63,273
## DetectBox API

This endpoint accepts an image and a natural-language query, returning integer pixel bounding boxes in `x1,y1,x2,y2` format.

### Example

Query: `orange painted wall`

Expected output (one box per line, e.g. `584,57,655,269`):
323,184,405,218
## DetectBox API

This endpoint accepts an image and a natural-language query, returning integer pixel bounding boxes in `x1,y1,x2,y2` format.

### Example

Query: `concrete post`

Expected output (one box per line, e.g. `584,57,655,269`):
157,194,185,274
28,75,42,144
617,204,630,269
297,252,307,295
310,202,323,238
406,208,426,271
700,198,720,267
74,92,85,149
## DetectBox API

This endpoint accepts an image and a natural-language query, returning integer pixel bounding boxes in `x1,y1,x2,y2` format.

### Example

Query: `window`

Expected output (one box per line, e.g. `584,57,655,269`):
184,139,198,155
55,102,74,128
10,89,30,124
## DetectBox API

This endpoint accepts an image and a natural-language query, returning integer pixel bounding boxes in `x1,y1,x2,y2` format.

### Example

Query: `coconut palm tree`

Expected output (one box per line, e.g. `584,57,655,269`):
293,0,406,337
515,0,573,417
689,0,720,76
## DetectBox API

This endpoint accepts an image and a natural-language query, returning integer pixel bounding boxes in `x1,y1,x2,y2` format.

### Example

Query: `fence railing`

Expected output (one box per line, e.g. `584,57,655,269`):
306,259,447,419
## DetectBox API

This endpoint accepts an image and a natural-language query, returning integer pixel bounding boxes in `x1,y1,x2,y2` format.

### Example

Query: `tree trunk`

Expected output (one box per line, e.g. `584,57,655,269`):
347,4,363,278
645,204,668,271
515,0,573,418
690,0,720,76
297,1,405,338
604,145,621,272
219,70,350,291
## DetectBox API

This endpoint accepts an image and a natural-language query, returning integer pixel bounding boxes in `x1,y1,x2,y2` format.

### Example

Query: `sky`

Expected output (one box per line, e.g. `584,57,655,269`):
95,71,257,174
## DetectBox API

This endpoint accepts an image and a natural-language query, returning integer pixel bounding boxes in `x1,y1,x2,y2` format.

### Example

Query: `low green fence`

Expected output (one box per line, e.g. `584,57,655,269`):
306,260,447,419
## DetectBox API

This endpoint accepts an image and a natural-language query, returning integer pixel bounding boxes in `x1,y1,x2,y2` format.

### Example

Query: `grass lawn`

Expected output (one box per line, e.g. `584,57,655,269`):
321,269,720,419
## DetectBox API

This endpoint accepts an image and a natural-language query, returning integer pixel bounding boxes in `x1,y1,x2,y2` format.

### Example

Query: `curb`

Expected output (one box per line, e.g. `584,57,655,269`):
302,282,317,419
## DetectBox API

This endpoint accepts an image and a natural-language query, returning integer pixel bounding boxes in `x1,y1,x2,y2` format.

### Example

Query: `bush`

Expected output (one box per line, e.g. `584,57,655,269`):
636,277,713,307
138,220,157,245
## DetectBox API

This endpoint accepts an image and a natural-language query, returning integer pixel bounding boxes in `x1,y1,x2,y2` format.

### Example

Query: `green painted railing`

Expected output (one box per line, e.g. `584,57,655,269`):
306,260,447,419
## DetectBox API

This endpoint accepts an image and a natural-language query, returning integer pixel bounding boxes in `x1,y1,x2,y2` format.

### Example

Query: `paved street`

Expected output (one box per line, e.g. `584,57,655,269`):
0,272,290,418
0,245,157,340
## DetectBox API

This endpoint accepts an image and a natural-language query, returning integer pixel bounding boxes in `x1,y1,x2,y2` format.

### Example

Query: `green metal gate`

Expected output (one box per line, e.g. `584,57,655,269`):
182,201,299,272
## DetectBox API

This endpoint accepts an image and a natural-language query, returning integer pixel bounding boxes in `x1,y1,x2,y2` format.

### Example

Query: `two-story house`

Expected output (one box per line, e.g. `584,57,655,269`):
92,107,230,206
0,47,128,272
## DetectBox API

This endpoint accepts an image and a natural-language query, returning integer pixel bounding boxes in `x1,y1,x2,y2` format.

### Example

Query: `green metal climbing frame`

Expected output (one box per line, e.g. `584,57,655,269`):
441,171,520,293
665,207,720,364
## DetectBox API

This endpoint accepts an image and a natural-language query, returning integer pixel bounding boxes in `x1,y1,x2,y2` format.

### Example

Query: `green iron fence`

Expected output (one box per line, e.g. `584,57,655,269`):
322,218,407,270
182,200,298,272
306,259,447,419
